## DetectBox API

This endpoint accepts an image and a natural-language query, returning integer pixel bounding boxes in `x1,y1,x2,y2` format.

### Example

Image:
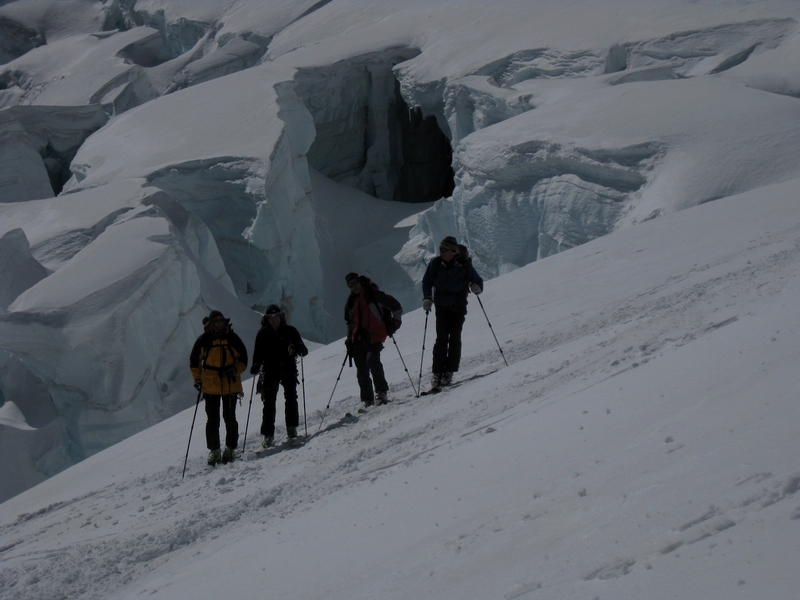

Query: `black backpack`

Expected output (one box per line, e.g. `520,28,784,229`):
378,294,402,336
456,243,470,264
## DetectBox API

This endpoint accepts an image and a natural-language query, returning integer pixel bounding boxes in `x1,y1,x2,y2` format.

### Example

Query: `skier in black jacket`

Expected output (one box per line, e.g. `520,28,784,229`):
421,236,483,389
250,305,308,447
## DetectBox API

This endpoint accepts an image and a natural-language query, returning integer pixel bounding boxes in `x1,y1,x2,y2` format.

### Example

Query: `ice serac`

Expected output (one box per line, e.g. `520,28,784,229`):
618,18,796,80
0,228,48,311
295,47,423,202
451,139,660,276
164,36,266,93
0,0,109,42
394,17,800,280
719,26,800,98
0,183,258,502
106,0,312,96
0,15,44,64
444,76,535,146
0,105,108,201
394,198,458,284
139,107,325,339
0,109,52,202
239,78,327,337
0,28,161,113
60,51,336,338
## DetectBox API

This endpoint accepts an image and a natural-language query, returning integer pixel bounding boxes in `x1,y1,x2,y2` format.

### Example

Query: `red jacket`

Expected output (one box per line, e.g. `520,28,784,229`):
344,277,400,344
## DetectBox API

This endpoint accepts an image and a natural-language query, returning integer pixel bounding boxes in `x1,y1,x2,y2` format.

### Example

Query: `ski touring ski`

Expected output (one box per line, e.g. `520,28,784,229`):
344,407,368,418
420,387,442,396
419,367,502,397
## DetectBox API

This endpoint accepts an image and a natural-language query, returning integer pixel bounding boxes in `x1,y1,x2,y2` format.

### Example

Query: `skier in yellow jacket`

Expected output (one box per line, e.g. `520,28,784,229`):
190,310,248,465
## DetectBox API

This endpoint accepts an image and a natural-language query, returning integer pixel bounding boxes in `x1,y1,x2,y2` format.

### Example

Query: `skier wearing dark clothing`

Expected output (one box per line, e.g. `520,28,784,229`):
421,236,484,389
190,310,248,465
344,272,401,407
250,304,308,447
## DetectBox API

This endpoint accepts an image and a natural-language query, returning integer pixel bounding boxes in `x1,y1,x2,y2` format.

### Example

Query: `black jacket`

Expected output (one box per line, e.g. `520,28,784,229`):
251,320,307,383
422,256,483,309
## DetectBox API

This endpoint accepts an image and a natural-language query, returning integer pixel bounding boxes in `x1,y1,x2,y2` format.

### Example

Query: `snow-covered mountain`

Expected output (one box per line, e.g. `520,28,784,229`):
1,175,798,600
1,0,799,519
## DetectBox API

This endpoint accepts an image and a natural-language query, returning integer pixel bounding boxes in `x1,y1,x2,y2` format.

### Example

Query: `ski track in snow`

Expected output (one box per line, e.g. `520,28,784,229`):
2,206,800,599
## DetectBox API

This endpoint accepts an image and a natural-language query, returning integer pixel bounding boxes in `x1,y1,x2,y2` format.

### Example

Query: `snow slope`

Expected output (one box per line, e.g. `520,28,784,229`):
2,0,800,511
1,177,798,600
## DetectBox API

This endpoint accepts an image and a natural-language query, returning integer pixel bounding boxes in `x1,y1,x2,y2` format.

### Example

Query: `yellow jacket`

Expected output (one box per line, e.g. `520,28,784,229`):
189,323,248,395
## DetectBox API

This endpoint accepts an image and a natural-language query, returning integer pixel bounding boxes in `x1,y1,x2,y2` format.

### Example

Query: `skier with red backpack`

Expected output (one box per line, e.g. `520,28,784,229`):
422,236,483,390
344,272,402,407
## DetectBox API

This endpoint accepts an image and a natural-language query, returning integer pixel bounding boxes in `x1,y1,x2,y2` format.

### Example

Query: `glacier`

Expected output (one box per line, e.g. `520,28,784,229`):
1,0,800,501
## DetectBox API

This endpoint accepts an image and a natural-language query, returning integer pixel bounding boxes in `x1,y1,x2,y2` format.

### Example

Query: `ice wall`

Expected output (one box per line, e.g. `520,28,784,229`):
0,228,48,311
0,105,108,201
0,14,44,64
392,16,800,278
240,80,327,337
0,183,259,502
293,47,455,204
0,2,278,114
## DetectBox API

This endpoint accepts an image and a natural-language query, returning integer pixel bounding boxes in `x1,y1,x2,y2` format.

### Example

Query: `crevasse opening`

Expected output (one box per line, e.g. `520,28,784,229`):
293,49,455,204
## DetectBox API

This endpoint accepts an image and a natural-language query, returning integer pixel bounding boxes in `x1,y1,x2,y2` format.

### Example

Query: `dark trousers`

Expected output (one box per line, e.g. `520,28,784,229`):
352,342,387,404
204,394,238,450
432,305,466,374
260,370,299,437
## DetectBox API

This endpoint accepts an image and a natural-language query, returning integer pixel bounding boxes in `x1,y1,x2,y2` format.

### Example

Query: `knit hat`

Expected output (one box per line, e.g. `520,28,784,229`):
206,310,227,334
440,236,458,249
345,272,360,286
265,304,282,316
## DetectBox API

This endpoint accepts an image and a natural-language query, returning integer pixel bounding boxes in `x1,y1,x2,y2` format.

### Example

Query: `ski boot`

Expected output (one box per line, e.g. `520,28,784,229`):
207,448,222,466
262,435,274,448
287,426,298,439
430,373,443,390
221,446,235,464
375,391,389,405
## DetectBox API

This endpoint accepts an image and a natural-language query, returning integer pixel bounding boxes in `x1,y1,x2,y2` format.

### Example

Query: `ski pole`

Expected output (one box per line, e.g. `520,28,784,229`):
182,388,203,478
417,310,429,397
476,294,508,366
241,375,257,454
301,356,308,437
390,335,418,397
317,351,349,433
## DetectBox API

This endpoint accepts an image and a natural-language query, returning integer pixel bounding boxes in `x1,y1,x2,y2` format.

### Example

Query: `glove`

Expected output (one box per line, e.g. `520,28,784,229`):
298,346,308,358
470,283,482,295
422,298,433,313
222,365,238,380
250,364,260,375
193,381,202,391
344,338,353,352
